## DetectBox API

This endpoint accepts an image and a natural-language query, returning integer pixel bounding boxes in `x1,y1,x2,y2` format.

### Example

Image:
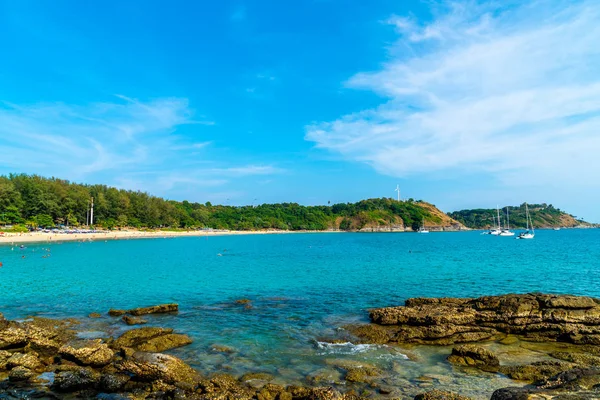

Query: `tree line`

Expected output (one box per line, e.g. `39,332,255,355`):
0,174,435,231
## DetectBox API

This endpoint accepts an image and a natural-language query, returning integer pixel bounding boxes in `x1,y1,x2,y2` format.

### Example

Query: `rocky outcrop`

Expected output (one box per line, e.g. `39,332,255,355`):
127,303,178,316
116,351,201,385
59,339,114,367
447,344,499,372
349,294,600,345
110,327,192,353
121,315,147,325
492,368,600,399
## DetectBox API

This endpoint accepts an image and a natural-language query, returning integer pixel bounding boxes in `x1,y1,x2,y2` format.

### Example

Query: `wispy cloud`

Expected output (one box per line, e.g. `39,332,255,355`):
0,97,283,200
306,0,600,187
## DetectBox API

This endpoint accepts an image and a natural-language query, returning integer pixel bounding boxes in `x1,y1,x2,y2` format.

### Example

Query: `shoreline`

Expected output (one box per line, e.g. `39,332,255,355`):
0,227,471,245
0,229,342,245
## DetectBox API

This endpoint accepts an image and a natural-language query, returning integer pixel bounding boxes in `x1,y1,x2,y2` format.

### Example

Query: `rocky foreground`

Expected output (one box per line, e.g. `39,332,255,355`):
347,293,600,399
3,294,600,399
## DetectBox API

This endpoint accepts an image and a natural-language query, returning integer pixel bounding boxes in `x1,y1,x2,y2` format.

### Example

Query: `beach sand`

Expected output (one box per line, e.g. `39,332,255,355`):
0,229,314,245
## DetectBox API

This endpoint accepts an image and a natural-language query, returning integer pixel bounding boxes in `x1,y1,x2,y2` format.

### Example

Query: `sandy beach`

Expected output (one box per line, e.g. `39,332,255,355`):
0,229,309,245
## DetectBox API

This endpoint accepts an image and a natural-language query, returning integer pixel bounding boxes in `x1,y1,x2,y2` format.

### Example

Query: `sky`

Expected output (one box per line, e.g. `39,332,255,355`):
1,0,599,221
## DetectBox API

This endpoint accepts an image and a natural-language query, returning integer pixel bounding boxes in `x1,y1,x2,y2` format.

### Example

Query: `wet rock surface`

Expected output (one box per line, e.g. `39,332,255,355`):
447,344,500,372
349,293,600,345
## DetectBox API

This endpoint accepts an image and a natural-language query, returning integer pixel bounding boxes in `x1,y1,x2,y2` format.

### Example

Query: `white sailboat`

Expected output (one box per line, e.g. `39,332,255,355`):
499,206,515,236
418,217,429,233
517,203,535,239
488,207,502,235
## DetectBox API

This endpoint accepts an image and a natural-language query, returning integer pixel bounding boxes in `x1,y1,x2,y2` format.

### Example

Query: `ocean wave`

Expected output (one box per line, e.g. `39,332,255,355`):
315,341,407,359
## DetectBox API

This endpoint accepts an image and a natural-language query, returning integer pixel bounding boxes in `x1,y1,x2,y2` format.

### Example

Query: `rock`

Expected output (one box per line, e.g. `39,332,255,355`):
53,366,101,391
343,324,393,344
59,339,114,367
116,351,201,385
210,344,236,354
447,344,500,372
344,366,380,383
135,333,192,352
108,309,127,317
88,313,102,318
492,368,600,399
235,299,252,305
499,361,573,382
414,390,473,400
0,349,12,370
0,326,28,349
256,383,286,400
351,294,600,345
550,351,600,367
122,315,147,325
111,327,174,349
99,373,131,392
127,303,178,316
240,372,275,382
8,366,36,382
6,352,43,371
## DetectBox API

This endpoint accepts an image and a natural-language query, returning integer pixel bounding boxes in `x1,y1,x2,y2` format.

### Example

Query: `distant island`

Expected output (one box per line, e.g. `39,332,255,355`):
449,204,595,229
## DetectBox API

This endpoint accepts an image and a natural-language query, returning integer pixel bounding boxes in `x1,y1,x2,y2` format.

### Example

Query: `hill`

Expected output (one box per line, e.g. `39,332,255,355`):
448,204,594,229
0,174,464,232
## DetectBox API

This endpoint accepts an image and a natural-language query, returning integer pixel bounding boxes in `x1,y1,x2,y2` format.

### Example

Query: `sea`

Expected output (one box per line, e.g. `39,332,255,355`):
1,229,599,398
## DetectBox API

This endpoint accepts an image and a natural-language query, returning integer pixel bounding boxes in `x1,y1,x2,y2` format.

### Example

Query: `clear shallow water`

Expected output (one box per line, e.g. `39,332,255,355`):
1,229,600,398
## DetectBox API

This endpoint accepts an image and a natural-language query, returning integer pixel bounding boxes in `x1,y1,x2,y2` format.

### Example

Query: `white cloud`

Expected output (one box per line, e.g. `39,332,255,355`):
306,0,600,187
0,97,283,198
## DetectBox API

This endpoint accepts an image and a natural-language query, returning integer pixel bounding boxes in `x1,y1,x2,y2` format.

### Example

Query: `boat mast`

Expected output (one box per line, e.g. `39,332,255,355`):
525,203,529,230
506,207,510,230
497,206,501,230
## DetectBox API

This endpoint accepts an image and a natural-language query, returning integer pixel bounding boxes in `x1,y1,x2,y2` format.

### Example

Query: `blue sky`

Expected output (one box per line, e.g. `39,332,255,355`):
1,1,599,221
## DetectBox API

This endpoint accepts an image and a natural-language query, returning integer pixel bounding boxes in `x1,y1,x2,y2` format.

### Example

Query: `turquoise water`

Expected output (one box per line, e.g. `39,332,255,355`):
1,229,600,397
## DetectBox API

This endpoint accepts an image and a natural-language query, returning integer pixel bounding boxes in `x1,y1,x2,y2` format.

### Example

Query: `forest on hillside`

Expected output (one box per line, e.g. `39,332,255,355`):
0,174,438,231
448,204,589,229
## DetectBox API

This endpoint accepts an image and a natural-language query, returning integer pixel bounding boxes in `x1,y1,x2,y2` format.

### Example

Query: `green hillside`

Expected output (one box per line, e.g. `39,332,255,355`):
0,174,463,231
448,204,593,229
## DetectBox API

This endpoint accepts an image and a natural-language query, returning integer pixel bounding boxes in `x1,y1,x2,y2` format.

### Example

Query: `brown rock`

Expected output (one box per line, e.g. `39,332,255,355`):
6,352,43,371
499,361,573,382
0,326,27,349
127,303,178,316
135,333,193,352
122,315,147,325
8,366,36,382
112,327,174,349
53,366,101,391
414,389,472,400
0,349,12,370
108,309,126,316
116,351,201,385
59,339,114,367
447,344,499,372
353,294,600,345
88,313,102,318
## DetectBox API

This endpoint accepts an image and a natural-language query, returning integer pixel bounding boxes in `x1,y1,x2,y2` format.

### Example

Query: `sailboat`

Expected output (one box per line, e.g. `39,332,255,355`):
417,217,429,233
517,203,535,239
488,207,502,235
499,206,515,236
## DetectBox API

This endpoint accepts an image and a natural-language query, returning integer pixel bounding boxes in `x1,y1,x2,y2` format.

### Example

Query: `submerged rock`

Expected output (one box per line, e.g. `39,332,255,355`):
492,368,600,399
127,303,178,316
499,361,574,382
351,294,600,345
447,344,499,372
108,309,126,317
414,389,473,400
88,313,102,319
121,315,147,325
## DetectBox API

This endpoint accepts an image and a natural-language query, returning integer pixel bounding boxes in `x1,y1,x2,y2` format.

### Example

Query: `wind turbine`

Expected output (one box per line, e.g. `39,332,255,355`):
395,185,401,202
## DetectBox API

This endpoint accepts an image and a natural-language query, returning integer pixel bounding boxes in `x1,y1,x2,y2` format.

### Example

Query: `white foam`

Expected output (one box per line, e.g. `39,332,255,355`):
315,341,408,359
